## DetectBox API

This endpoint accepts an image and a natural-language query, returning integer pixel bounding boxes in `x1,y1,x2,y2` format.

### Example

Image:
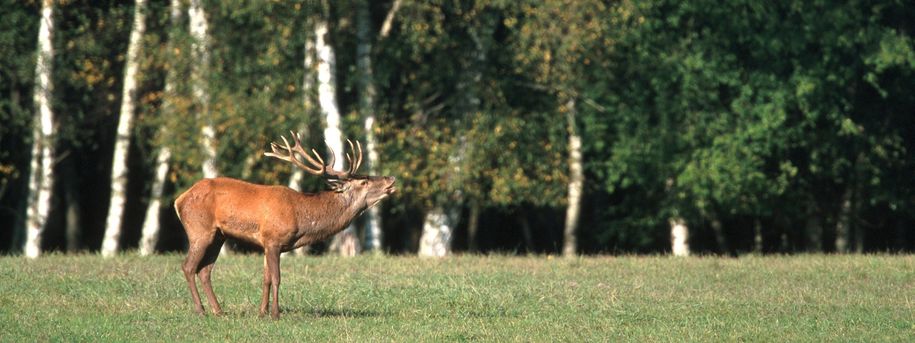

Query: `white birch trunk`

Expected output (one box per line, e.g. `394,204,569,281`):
289,39,315,191
102,0,147,257
670,217,690,256
417,147,465,258
562,98,583,257
418,206,460,257
24,0,56,259
189,0,224,255
139,148,170,255
139,0,182,256
286,35,316,257
189,0,217,179
288,31,316,194
357,0,384,253
315,17,359,256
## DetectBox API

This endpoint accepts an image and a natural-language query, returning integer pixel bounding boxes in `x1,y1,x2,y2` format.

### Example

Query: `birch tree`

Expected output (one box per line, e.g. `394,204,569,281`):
23,0,56,259
287,36,315,195
284,31,316,256
562,98,583,257
315,12,359,256
417,20,489,257
355,0,392,253
139,0,182,256
670,218,690,256
188,0,224,255
189,0,217,179
101,0,148,257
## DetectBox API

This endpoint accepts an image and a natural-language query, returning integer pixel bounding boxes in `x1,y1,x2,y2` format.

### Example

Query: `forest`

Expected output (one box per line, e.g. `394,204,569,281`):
1,0,914,257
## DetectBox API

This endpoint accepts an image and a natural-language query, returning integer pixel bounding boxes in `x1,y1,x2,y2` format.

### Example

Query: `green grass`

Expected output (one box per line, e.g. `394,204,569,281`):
0,254,912,342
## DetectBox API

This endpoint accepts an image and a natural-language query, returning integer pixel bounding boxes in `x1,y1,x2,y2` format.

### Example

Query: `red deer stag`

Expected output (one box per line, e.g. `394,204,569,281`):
174,132,395,319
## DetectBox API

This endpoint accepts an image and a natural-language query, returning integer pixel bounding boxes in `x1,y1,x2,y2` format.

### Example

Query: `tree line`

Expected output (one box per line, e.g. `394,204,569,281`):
1,0,913,257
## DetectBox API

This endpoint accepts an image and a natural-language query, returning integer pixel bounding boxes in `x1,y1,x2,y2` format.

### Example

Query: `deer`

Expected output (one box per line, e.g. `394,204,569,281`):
174,132,396,319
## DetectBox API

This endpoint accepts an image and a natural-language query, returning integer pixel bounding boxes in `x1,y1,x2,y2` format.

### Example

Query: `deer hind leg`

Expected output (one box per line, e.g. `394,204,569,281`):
182,229,217,315
198,232,226,315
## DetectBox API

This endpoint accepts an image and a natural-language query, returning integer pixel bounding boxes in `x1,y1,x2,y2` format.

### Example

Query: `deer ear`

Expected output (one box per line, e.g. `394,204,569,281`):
326,179,348,192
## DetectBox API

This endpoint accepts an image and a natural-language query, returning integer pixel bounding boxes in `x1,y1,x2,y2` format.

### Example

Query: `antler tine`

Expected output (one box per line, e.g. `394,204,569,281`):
355,140,363,173
309,148,325,167
345,139,356,174
322,143,353,179
264,133,323,174
325,143,336,171
289,131,325,169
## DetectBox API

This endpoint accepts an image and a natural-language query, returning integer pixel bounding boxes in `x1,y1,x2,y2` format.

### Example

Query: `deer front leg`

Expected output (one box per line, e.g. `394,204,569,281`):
259,254,271,317
258,247,282,319
266,247,282,319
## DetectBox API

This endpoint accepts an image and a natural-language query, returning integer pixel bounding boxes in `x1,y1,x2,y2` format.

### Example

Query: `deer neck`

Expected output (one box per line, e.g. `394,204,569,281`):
298,190,365,240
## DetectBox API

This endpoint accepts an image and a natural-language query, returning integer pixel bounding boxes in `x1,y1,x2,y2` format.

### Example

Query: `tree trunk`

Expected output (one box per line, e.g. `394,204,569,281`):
102,0,147,257
835,190,852,253
417,22,487,257
189,0,217,179
63,160,81,252
562,98,583,257
189,0,223,255
853,195,864,253
356,0,385,253
24,0,56,259
752,219,763,253
286,30,316,257
466,202,481,253
139,148,169,255
418,206,460,257
315,14,359,256
669,217,690,257
139,0,182,256
417,136,468,257
519,213,535,253
288,32,315,194
709,216,731,256
805,214,823,252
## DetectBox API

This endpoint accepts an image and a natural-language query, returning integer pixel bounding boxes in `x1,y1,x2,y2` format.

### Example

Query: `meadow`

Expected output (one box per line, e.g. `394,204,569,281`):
0,254,912,342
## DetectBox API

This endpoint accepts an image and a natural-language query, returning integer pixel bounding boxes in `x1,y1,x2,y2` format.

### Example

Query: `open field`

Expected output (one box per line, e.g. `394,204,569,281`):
0,254,912,342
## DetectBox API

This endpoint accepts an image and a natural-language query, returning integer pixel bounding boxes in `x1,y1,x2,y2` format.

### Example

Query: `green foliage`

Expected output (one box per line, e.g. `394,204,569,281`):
0,0,38,184
580,0,915,250
1,0,914,253
1,254,913,341
375,0,569,211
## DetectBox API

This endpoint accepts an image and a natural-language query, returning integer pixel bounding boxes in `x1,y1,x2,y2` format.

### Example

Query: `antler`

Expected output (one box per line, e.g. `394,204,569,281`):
264,131,364,179
345,139,363,175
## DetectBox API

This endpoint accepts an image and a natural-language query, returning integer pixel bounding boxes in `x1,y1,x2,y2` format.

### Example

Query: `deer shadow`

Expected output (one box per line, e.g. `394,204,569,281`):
281,307,385,318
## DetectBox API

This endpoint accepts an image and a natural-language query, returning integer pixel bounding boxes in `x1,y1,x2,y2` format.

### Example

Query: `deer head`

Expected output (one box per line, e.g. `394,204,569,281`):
264,131,396,208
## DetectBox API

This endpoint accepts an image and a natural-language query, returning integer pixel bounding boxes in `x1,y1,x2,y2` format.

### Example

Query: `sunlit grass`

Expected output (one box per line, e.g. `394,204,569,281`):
0,254,912,342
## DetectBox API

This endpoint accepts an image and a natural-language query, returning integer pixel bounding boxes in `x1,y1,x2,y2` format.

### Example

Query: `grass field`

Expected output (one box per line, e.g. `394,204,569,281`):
0,254,912,342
